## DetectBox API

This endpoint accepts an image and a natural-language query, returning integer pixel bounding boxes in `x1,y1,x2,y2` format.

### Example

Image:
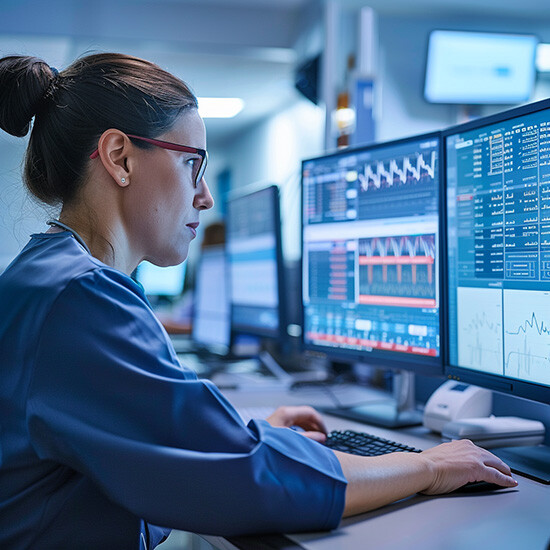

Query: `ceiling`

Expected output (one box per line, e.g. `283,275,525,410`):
1,0,550,147
133,0,550,18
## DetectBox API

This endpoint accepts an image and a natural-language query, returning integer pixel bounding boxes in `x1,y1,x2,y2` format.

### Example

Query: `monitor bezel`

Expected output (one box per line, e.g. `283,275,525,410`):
442,97,550,404
423,29,539,106
300,131,444,377
226,184,286,340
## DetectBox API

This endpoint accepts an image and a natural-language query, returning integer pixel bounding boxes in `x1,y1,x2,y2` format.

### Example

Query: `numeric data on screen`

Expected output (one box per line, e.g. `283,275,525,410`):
446,109,550,387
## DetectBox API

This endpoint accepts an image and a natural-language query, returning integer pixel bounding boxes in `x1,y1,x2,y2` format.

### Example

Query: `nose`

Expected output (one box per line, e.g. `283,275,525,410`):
194,177,214,211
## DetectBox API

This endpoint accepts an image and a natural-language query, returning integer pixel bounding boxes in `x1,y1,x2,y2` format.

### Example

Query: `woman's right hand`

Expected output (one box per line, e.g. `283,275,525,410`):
419,439,518,494
337,438,517,518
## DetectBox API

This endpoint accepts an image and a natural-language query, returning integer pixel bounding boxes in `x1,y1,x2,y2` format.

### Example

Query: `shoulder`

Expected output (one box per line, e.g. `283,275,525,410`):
33,250,190,381
47,258,158,342
3,232,168,364
3,231,147,307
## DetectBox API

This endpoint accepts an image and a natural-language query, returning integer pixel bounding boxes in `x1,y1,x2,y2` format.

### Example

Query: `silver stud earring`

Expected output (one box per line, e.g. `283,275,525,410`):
121,177,126,184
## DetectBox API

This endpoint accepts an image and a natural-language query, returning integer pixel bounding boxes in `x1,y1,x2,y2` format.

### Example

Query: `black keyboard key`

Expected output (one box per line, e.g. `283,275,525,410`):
325,430,422,456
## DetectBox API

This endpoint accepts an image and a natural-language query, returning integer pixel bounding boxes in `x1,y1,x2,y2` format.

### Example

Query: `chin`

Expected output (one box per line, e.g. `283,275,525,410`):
171,246,190,266
149,247,189,268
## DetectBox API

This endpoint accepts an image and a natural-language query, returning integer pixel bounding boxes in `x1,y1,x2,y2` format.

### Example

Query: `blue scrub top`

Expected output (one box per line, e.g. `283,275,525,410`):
0,232,346,549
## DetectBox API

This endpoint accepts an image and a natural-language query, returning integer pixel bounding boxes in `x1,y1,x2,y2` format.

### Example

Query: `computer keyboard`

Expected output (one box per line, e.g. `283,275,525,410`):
237,410,423,457
324,429,422,457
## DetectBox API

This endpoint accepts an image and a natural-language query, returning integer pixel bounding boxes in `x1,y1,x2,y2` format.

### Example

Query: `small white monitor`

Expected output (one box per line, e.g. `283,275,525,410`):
136,261,186,298
425,30,538,105
192,245,231,353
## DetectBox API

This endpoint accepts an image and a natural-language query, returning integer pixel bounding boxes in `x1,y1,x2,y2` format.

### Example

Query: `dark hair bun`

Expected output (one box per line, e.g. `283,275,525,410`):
0,56,55,137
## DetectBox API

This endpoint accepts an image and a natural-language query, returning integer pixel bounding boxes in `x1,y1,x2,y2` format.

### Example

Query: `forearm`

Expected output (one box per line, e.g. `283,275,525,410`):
335,438,517,518
336,450,432,518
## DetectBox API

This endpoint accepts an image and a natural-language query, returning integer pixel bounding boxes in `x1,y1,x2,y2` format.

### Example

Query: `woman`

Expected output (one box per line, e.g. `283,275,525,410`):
0,53,517,549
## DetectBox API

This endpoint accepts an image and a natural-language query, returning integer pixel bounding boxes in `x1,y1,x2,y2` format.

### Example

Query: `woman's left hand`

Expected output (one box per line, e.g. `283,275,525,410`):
266,405,328,443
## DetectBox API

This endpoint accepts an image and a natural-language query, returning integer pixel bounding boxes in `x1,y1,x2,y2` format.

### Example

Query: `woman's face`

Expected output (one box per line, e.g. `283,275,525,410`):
126,109,214,267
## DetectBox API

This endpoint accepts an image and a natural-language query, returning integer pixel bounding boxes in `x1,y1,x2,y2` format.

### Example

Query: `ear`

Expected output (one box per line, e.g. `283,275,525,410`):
95,129,133,187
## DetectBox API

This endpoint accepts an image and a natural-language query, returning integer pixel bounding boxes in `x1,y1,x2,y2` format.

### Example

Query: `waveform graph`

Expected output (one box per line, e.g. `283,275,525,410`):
358,151,436,192
457,287,503,374
503,289,550,386
358,234,436,307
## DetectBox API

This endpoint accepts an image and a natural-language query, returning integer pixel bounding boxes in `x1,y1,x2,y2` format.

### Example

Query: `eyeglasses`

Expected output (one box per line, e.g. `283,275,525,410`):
89,134,208,186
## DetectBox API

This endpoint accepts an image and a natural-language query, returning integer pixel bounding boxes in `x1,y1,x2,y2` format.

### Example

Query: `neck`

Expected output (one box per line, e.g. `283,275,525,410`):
56,210,139,275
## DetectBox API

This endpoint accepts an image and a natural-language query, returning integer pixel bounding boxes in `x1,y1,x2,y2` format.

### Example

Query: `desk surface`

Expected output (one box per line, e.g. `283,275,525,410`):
201,385,550,550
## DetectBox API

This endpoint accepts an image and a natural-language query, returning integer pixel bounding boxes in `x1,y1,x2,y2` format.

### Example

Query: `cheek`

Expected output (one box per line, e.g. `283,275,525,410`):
132,161,194,235
160,180,194,234
125,169,169,237
171,171,196,212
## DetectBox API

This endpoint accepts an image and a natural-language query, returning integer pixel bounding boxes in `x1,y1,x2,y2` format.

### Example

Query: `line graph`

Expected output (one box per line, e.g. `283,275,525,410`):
507,312,550,337
457,287,503,374
358,151,436,191
504,290,550,385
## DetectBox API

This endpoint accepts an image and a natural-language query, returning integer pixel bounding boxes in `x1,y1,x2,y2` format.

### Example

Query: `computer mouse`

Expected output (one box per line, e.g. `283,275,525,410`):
452,480,510,493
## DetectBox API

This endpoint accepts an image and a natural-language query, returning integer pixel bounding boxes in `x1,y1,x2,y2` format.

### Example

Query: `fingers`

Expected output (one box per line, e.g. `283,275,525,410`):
484,460,514,481
482,452,513,477
266,406,328,434
475,462,517,487
291,406,328,433
264,406,328,443
491,470,518,487
469,445,516,486
478,454,516,487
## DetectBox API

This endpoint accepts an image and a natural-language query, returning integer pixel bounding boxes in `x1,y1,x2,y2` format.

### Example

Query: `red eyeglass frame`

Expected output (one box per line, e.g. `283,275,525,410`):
89,134,208,185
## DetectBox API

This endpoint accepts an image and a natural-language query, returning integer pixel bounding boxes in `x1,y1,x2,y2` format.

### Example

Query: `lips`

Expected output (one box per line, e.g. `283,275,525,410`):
186,222,199,237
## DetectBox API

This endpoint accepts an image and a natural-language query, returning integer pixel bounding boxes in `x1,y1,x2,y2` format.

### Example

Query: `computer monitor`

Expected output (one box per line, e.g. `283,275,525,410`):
226,185,285,340
444,98,550,481
301,132,443,427
424,30,538,105
135,261,186,302
191,245,231,355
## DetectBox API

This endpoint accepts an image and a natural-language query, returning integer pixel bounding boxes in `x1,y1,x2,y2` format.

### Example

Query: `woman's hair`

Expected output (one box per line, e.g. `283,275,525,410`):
0,53,198,206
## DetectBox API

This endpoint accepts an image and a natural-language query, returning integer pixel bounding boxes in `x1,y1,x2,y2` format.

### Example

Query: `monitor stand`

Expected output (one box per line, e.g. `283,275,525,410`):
258,351,331,386
211,351,331,391
491,445,550,485
322,370,423,428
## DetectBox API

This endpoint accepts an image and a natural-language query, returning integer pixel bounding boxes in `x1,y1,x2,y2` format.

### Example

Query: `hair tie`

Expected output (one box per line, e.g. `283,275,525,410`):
49,66,59,76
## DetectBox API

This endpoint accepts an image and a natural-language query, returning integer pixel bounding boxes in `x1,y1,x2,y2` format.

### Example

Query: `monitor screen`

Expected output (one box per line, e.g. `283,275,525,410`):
226,185,284,338
302,133,443,375
135,261,186,299
192,245,231,353
425,30,538,105
445,98,550,404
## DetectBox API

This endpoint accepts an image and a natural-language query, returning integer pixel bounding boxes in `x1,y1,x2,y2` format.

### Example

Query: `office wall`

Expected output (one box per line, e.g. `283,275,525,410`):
0,134,49,271
212,97,324,261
